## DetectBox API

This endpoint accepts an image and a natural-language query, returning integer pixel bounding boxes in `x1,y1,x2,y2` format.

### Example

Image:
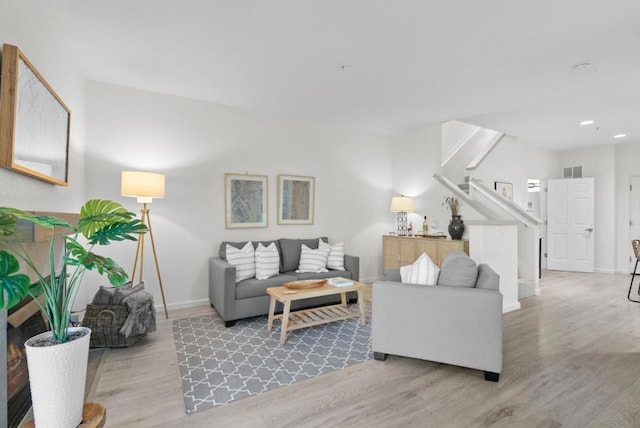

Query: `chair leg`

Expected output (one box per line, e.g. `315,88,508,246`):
373,352,387,361
484,371,500,382
629,261,640,303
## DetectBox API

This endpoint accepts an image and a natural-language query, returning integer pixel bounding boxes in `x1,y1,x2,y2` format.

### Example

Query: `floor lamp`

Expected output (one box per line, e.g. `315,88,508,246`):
121,171,169,319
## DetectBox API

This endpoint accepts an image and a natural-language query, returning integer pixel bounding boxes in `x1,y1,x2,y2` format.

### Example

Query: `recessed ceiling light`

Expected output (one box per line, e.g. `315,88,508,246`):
573,62,591,72
580,120,594,125
613,133,627,139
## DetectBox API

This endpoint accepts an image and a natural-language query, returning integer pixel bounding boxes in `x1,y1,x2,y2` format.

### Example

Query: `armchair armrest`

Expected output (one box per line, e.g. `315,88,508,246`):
344,254,359,281
209,257,237,321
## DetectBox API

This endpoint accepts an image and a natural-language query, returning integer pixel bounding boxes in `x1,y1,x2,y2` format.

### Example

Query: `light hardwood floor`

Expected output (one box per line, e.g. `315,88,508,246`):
88,271,640,427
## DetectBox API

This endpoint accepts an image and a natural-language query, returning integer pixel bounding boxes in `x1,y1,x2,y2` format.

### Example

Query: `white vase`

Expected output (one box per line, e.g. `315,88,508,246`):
25,326,91,428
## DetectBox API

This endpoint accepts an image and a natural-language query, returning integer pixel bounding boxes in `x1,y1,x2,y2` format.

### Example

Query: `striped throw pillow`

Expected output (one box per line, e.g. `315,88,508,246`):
226,242,255,282
255,242,280,280
296,244,329,273
400,252,439,286
323,241,345,271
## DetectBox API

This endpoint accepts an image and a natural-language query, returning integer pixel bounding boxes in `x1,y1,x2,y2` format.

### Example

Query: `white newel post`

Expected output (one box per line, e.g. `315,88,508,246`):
468,221,521,313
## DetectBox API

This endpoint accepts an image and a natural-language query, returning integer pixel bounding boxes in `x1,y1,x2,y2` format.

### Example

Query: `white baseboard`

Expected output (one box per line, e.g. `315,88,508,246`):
594,268,617,274
156,298,210,313
503,302,521,313
361,276,381,283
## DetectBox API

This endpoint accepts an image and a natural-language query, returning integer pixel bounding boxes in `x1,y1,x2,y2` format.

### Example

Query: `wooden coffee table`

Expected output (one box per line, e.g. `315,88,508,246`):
267,281,367,344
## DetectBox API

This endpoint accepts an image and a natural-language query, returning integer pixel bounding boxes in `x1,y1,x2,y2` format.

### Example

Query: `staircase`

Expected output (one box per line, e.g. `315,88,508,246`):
436,120,544,308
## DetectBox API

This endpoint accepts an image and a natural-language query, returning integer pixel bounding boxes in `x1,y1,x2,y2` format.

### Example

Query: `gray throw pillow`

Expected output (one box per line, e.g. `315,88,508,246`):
437,252,478,288
92,286,117,305
113,281,145,305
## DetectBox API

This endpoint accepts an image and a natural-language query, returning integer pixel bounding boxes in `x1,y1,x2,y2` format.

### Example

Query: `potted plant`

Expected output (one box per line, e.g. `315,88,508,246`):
443,196,464,240
0,199,146,428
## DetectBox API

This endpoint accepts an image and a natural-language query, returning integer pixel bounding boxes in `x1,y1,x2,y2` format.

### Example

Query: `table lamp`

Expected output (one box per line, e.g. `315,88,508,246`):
390,195,415,236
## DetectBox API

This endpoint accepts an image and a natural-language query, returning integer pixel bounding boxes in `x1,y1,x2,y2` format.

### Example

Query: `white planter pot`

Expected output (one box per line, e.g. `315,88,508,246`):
25,326,91,428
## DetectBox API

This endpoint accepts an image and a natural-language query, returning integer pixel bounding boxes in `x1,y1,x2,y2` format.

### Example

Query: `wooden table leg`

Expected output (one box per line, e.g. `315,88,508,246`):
357,289,366,325
267,296,276,331
340,291,347,305
280,300,291,345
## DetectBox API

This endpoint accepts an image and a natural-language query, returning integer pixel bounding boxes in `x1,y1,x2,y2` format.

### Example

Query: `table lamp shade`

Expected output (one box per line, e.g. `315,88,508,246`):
121,171,165,203
389,196,415,213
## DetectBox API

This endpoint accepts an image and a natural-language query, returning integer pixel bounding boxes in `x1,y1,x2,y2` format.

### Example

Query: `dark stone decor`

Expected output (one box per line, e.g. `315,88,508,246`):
448,215,465,240
173,307,371,415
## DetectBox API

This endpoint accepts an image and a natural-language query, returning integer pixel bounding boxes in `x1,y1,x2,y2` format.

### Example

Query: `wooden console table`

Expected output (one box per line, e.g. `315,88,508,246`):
383,235,469,271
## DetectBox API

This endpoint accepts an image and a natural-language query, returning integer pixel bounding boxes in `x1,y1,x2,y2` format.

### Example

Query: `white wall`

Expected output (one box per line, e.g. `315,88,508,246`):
559,145,617,273
613,143,640,273
84,81,393,310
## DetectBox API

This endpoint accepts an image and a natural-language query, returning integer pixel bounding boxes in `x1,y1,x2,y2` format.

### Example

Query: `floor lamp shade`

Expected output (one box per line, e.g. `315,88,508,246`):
121,171,165,203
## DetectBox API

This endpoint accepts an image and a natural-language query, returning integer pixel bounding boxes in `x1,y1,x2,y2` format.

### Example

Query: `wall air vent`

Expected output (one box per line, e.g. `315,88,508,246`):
562,165,583,179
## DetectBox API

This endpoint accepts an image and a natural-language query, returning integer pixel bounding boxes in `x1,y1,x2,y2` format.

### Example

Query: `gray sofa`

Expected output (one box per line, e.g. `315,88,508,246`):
372,251,503,381
209,237,359,327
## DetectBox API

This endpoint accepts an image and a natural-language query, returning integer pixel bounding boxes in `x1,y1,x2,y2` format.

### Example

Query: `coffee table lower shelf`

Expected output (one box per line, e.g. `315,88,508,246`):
266,282,366,344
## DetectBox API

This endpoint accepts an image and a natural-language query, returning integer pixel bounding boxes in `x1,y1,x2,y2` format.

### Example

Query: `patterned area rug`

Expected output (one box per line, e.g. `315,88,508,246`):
173,308,372,415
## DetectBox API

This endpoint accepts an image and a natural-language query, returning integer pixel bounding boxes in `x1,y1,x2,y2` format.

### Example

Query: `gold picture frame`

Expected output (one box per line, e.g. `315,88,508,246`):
0,44,71,186
278,174,315,225
224,173,268,228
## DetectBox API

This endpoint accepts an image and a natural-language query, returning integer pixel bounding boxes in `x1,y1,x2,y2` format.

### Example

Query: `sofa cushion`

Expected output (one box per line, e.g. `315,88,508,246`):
226,242,256,282
325,241,346,271
296,244,330,273
476,264,500,291
437,251,478,288
235,274,299,300
255,242,280,280
400,253,439,286
279,237,328,272
219,240,280,261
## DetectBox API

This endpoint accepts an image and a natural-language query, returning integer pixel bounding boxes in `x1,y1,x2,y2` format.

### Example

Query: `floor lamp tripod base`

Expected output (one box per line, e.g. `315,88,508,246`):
130,204,169,319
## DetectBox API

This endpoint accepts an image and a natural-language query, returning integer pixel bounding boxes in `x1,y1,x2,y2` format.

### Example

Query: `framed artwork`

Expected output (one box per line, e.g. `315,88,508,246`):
278,174,315,225
224,173,268,228
495,181,513,201
0,44,71,185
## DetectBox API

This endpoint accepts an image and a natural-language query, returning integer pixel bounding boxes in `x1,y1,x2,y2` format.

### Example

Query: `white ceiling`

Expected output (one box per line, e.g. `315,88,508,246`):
52,0,640,151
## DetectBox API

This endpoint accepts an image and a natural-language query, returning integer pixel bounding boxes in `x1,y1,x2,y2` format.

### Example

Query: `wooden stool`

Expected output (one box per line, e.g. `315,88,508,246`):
24,402,106,428
629,240,640,303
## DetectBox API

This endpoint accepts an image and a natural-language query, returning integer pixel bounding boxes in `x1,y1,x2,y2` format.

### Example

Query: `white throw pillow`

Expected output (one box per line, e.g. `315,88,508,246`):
323,241,345,271
255,242,280,280
400,252,439,286
296,244,329,273
226,242,255,282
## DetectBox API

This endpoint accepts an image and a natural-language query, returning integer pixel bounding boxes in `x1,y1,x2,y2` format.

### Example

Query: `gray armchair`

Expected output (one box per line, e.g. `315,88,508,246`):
372,260,503,381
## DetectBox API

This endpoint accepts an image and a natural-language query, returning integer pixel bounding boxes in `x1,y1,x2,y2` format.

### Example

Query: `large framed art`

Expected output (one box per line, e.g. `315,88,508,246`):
0,44,71,185
278,174,315,225
224,173,268,228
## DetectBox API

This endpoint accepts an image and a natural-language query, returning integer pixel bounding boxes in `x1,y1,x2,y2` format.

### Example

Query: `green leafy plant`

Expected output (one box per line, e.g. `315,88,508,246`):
443,196,460,216
0,199,147,343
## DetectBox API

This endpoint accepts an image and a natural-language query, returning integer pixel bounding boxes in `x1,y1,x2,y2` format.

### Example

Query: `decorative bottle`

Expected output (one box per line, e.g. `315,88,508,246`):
423,216,429,235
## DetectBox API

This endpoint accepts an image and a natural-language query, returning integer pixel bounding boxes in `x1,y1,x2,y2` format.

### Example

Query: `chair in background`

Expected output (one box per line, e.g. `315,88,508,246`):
628,240,640,303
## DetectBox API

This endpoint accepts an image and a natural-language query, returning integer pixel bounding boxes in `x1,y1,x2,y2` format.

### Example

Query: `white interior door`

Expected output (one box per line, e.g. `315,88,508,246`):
547,178,595,272
629,176,640,272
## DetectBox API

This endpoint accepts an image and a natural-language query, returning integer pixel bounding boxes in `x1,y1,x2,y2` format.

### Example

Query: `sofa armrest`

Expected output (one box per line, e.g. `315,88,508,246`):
209,257,237,321
372,280,503,373
344,254,359,281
